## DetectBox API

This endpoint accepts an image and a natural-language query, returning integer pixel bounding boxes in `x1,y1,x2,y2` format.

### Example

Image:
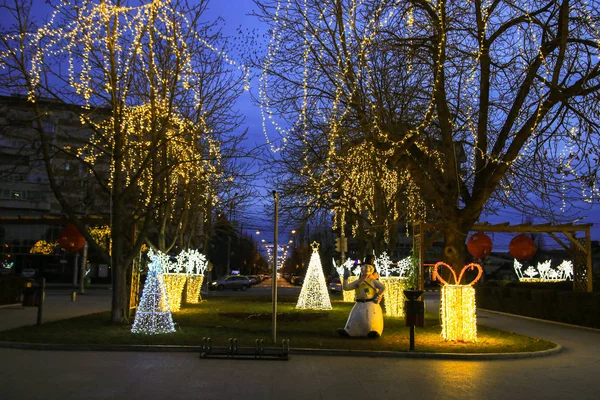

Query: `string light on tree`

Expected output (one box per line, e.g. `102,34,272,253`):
296,242,332,310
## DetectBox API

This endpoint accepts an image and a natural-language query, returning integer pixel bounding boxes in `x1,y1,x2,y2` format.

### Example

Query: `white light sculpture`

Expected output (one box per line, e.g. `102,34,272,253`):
374,253,412,318
131,249,175,335
180,249,208,304
296,242,332,310
333,258,359,302
514,259,573,282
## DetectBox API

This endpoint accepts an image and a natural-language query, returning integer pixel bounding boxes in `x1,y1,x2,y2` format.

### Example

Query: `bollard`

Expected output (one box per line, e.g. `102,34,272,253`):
403,289,424,351
71,291,77,302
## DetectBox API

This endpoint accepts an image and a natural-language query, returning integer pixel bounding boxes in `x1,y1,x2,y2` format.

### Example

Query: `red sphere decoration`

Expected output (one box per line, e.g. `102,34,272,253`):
58,225,85,253
509,234,536,260
467,232,493,259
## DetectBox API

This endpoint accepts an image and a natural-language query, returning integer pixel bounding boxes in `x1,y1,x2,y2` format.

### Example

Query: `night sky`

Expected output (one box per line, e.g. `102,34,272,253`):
0,0,598,247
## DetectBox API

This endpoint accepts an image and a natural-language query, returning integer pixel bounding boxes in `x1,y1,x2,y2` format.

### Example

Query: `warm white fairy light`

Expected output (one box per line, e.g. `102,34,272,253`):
178,249,208,304
163,273,187,312
186,275,204,304
440,285,477,343
255,0,600,248
296,242,332,310
380,277,410,318
2,0,247,229
434,262,483,343
373,252,412,317
513,259,573,282
131,249,175,335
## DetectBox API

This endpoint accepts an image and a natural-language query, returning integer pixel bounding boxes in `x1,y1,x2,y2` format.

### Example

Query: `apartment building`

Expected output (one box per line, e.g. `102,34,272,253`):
0,94,109,278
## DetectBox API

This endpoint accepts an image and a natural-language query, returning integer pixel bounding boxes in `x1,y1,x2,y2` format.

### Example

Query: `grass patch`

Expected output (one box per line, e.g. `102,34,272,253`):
0,295,555,353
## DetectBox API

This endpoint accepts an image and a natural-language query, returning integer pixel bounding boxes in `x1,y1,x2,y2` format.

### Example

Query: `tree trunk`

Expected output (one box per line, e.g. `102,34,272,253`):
441,225,468,280
110,189,130,323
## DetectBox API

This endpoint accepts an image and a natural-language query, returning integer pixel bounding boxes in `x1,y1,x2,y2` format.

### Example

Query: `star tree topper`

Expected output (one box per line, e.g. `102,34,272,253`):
311,241,320,252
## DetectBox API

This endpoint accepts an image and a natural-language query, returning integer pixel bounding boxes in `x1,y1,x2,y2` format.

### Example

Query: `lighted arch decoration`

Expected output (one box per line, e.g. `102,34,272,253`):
433,262,483,343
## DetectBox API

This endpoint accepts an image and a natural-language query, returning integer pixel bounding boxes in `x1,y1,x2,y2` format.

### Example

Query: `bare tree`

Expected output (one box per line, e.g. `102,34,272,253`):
0,0,249,322
255,0,600,270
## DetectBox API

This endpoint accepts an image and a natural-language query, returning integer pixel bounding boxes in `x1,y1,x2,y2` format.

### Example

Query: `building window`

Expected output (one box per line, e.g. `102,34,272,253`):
10,190,24,200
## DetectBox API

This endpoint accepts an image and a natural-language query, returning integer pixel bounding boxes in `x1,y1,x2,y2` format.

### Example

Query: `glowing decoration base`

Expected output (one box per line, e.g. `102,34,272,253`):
434,262,483,343
297,242,332,310
163,273,187,312
131,249,175,335
186,274,204,304
380,277,410,317
343,277,358,302
440,285,477,342
374,253,413,317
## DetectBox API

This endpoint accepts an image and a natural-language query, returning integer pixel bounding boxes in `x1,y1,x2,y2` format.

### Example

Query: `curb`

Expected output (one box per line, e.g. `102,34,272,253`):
0,340,562,360
479,308,600,333
0,303,22,309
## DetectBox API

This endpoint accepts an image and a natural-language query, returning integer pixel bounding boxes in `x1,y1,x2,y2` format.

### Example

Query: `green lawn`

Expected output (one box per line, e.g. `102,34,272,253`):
0,294,556,353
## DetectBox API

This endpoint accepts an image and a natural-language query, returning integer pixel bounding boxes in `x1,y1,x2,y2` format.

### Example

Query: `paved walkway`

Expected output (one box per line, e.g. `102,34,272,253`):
1,288,600,399
0,286,112,331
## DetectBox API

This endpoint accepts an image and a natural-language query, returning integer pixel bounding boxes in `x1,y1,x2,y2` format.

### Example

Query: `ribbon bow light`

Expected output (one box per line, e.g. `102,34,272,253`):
434,261,483,343
433,262,483,286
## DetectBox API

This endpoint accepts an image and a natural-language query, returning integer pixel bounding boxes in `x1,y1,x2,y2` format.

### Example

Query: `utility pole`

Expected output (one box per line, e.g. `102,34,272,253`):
272,190,279,344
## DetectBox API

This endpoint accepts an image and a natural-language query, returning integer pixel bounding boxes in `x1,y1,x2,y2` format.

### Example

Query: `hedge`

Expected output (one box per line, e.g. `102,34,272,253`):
476,284,600,329
0,275,25,305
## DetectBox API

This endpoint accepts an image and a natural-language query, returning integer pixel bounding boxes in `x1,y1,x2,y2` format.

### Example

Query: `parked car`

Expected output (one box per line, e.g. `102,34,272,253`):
20,268,36,277
291,275,304,286
210,275,251,291
248,275,260,285
329,278,342,292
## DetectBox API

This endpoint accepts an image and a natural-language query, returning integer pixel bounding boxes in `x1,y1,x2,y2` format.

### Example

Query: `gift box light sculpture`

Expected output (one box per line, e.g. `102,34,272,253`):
375,253,411,318
297,242,332,310
513,259,573,282
434,262,483,343
131,249,175,335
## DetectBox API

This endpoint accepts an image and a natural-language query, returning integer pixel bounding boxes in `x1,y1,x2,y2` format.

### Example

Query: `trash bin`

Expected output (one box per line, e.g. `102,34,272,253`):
22,279,41,307
404,289,424,328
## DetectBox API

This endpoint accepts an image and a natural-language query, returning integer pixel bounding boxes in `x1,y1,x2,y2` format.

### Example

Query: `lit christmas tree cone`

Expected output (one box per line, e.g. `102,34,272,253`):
379,277,410,317
131,250,175,335
434,262,483,343
163,273,187,312
297,242,332,310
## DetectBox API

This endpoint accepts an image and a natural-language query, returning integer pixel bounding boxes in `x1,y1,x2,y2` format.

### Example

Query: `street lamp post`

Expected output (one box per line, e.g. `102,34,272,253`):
272,191,279,344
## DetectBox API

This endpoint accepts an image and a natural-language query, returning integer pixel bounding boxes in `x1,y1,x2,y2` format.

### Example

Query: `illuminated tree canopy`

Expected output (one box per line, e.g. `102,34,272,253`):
257,0,600,267
0,0,249,321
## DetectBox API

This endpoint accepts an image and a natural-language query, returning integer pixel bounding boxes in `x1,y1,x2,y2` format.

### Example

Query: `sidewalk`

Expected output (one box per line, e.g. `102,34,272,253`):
0,286,111,332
